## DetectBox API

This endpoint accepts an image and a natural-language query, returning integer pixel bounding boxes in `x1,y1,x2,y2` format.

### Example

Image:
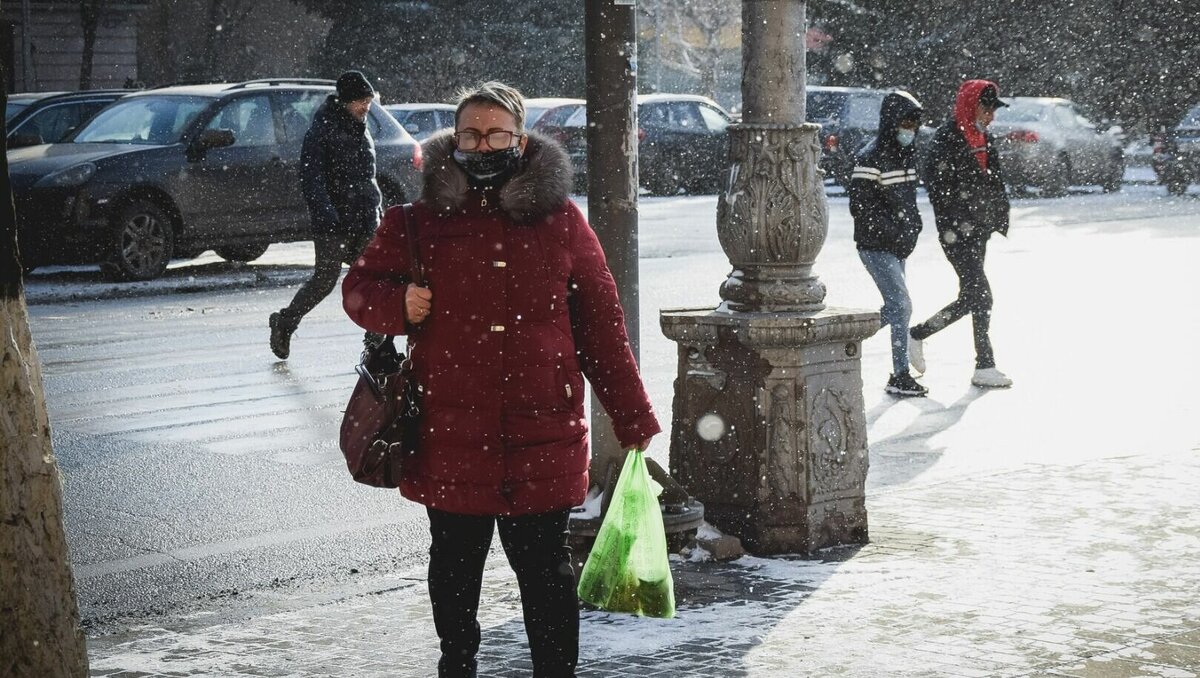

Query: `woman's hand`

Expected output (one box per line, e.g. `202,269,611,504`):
405,283,433,325
635,437,654,452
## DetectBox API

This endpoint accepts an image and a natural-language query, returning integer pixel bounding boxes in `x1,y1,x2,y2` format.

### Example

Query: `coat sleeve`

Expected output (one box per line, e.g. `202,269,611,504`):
300,122,340,230
341,205,413,335
564,202,662,449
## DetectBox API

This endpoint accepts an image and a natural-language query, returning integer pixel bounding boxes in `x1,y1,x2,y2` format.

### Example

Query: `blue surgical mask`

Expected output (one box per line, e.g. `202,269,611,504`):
896,129,916,147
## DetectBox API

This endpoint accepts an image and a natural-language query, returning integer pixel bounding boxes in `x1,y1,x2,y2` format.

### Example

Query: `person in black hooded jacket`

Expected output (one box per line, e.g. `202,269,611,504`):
269,70,383,360
849,90,929,397
909,79,1013,388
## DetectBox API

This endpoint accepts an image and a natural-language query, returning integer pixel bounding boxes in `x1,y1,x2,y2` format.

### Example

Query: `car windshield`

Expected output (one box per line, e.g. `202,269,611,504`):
6,101,30,123
525,107,550,127
1180,104,1200,129
806,92,846,122
72,96,210,144
994,101,1048,123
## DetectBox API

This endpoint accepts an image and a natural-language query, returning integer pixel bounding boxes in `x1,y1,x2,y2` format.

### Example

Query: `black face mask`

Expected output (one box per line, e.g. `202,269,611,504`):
453,147,522,187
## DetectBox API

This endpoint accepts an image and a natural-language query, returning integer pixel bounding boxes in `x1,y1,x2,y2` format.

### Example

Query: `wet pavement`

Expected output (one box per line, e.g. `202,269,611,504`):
86,448,1200,677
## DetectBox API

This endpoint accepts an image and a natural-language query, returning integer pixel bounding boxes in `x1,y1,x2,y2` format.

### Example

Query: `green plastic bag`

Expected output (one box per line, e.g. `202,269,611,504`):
577,449,676,618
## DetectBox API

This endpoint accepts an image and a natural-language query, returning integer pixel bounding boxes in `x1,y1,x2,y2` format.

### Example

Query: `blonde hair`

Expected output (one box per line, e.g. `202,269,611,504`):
455,81,527,132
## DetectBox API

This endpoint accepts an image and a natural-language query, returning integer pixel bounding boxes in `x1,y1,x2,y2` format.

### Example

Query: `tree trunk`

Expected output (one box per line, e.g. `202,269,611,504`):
0,90,89,678
204,0,226,80
78,0,100,89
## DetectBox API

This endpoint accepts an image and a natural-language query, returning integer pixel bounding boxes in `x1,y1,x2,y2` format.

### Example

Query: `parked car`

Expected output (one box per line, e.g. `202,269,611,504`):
385,103,455,140
9,78,422,280
990,97,1125,195
525,97,585,129
637,93,733,195
6,89,133,148
1151,102,1200,195
533,93,733,196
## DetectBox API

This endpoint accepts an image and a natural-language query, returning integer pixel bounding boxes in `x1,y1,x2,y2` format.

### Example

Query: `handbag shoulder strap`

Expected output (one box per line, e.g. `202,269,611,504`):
402,203,425,287
381,203,425,347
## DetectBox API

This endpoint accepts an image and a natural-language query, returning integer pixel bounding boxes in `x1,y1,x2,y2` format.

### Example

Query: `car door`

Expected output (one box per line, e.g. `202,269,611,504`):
662,102,708,186
1051,105,1090,180
696,103,731,189
181,94,287,240
272,89,328,236
1069,106,1112,182
437,109,457,134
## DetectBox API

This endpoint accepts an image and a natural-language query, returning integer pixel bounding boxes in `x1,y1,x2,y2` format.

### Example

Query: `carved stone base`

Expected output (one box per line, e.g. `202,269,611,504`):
660,306,879,556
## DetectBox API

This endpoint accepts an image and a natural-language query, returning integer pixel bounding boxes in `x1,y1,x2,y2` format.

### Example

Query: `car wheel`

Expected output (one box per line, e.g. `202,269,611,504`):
644,165,681,197
100,200,174,281
1041,156,1070,198
214,243,269,263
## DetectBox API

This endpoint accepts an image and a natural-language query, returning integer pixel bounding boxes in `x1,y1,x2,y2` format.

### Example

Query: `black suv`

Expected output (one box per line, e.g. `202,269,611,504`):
1152,102,1200,195
10,79,422,280
534,93,733,196
6,89,132,148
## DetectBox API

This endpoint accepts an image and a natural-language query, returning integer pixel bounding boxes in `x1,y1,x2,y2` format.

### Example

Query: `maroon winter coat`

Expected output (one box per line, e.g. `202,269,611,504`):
342,130,660,516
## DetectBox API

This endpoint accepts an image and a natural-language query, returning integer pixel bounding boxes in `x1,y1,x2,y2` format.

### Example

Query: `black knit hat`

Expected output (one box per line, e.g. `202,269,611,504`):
336,71,375,102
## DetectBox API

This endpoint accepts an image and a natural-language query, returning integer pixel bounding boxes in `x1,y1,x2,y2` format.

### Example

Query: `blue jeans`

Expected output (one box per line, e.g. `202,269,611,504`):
858,249,913,375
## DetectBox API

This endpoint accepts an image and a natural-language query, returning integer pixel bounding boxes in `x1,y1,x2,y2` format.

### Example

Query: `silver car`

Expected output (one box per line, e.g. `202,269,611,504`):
991,97,1125,195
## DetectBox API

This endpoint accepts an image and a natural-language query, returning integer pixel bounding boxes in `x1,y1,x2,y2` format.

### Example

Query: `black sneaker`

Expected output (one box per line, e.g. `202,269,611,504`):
885,372,928,397
269,311,299,360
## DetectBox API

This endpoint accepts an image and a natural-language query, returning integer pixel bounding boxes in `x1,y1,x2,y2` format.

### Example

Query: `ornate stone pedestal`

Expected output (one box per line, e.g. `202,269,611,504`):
659,0,877,556
660,308,877,555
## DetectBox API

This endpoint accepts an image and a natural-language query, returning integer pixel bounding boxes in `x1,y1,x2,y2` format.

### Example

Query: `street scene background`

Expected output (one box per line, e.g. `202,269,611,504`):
23,173,1200,676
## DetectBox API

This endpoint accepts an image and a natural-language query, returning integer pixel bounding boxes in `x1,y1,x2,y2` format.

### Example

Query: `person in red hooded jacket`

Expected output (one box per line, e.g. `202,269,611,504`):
342,81,659,678
910,80,1014,388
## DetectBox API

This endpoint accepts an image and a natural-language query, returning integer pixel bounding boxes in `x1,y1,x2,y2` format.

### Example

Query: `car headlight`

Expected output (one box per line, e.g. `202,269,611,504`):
34,162,97,188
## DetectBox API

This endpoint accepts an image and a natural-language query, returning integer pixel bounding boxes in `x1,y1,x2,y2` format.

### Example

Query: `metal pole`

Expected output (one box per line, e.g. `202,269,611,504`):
583,0,639,482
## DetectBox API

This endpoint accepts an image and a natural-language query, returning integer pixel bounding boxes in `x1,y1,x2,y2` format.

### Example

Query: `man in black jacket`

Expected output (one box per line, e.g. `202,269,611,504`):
909,80,1013,388
849,91,928,396
270,71,383,359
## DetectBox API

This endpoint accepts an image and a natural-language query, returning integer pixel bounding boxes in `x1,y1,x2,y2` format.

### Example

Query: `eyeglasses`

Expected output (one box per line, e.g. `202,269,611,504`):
454,130,523,151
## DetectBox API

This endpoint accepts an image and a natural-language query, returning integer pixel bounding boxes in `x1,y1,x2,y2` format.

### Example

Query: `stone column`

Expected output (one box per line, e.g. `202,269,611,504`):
660,0,876,555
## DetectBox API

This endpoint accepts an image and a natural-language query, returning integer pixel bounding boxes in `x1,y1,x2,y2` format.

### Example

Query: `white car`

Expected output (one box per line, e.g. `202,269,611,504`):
990,97,1125,195
384,103,455,141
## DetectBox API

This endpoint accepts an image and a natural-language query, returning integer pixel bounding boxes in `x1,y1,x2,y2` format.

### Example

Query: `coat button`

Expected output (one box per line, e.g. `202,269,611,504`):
491,325,505,332
492,261,507,268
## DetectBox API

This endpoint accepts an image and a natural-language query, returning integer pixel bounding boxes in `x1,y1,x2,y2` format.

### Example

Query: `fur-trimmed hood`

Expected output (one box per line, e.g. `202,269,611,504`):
420,130,574,224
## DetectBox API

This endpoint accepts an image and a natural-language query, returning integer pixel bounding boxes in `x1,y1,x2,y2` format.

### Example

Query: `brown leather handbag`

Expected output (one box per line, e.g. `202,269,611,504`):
339,204,422,488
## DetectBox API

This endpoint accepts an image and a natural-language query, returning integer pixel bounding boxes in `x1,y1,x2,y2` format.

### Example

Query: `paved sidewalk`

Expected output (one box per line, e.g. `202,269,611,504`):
87,449,1200,678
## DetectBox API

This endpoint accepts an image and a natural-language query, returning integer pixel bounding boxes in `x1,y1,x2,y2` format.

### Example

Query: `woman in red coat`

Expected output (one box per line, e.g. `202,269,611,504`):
342,82,659,678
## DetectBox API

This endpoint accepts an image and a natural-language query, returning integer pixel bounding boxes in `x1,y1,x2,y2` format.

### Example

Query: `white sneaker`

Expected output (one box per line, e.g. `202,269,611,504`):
972,367,1013,388
909,337,926,375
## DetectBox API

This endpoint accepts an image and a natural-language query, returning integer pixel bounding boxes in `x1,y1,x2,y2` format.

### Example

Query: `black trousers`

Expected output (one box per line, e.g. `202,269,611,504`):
911,233,996,369
282,231,373,321
427,507,578,678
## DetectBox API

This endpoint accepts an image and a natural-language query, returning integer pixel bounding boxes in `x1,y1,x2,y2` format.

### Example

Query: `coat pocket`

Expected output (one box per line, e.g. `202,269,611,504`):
558,361,585,411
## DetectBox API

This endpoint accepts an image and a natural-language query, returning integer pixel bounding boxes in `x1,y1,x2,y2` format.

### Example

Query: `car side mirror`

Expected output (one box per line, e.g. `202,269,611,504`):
9,132,45,148
404,123,420,134
196,128,236,150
